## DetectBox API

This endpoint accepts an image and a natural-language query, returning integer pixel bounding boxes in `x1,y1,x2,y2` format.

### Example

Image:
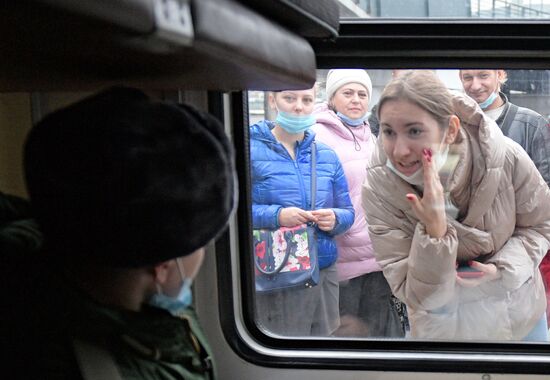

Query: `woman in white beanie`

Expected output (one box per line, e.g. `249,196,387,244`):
312,69,404,337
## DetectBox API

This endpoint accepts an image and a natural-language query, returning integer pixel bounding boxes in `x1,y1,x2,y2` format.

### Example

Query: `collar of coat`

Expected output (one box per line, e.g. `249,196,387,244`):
313,102,373,143
250,119,316,152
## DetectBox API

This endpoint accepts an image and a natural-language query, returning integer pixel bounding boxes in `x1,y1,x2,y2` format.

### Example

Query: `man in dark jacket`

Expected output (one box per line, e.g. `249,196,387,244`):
459,69,550,187
460,69,550,330
5,87,236,379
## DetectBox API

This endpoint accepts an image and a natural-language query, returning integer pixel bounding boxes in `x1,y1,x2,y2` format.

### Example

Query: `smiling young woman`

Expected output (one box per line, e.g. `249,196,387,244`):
362,70,550,341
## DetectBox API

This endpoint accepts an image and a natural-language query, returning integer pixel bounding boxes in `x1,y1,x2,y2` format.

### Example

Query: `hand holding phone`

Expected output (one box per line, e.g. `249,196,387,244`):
456,260,501,288
456,262,484,278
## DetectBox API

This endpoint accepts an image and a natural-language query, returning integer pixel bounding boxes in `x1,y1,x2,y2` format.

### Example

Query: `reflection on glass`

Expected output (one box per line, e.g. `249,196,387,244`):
248,69,550,342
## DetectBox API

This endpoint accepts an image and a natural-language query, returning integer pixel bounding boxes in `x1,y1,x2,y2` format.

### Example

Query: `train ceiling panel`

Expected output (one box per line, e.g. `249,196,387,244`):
0,0,339,91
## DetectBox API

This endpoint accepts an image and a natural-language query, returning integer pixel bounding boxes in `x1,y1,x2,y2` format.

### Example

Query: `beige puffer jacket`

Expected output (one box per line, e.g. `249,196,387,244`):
362,92,550,340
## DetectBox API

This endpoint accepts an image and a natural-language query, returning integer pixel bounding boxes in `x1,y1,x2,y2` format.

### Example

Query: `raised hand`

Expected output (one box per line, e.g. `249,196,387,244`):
278,207,318,227
405,148,447,238
311,209,336,232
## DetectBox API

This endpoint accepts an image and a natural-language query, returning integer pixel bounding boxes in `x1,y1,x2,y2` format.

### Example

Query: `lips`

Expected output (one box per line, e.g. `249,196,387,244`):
396,160,421,175
469,92,486,101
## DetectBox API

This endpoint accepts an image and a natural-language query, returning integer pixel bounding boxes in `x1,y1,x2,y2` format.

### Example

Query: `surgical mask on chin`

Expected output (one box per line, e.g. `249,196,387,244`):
385,135,450,186
336,111,367,127
275,110,315,134
148,260,193,317
478,91,498,110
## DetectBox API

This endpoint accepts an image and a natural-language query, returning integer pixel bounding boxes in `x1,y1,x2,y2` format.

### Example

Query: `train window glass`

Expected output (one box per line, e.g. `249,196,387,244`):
339,0,550,19
247,68,550,343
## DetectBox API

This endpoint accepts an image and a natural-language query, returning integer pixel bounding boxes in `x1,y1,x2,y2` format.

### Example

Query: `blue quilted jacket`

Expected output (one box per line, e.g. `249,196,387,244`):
250,120,354,269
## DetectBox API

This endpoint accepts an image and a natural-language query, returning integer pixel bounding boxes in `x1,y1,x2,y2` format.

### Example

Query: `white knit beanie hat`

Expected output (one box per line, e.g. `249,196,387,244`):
325,69,372,101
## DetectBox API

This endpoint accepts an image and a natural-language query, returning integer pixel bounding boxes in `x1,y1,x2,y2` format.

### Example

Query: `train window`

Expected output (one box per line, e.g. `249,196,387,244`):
247,68,550,342
231,66,550,374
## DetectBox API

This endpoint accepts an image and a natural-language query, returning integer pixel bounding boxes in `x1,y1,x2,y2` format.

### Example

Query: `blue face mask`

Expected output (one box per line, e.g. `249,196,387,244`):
336,111,367,127
148,259,193,317
275,110,315,134
478,91,498,110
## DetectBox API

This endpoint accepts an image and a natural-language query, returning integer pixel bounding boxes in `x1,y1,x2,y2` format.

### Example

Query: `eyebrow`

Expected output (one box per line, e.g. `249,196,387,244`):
380,122,423,129
404,122,424,128
341,88,367,92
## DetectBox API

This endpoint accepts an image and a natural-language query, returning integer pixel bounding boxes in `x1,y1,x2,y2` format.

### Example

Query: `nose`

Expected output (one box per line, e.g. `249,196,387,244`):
393,136,411,159
351,93,360,103
470,77,482,91
294,99,304,113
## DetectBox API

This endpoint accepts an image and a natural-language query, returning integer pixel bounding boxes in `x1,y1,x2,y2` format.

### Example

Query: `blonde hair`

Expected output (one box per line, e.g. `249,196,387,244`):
378,70,454,130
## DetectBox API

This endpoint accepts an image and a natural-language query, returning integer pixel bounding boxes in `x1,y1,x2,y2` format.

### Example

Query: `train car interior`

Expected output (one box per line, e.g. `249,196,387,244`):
2,0,550,379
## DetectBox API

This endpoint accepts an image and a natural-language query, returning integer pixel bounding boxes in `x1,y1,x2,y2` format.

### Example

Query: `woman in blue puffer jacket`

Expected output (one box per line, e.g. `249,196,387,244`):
250,87,354,337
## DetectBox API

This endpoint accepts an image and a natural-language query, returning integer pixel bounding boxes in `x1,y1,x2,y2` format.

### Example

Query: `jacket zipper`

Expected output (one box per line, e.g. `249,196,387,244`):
293,142,308,209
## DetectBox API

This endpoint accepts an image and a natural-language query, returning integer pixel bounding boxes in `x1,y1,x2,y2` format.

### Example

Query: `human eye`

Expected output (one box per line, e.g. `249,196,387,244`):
408,127,423,137
283,95,296,102
303,97,313,104
358,92,368,99
342,90,353,97
381,127,395,137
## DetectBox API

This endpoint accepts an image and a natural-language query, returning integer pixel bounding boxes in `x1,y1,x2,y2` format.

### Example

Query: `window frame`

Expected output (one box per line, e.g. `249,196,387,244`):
214,19,550,374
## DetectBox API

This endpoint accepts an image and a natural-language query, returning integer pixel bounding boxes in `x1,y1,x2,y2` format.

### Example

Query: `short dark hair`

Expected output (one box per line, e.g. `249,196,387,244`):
24,87,236,267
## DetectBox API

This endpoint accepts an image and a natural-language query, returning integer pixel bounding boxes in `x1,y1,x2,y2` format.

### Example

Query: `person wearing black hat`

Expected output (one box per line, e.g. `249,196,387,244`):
5,87,236,379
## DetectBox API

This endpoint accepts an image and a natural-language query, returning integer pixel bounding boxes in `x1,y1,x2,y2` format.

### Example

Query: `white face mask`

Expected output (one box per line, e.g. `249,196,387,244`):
385,133,449,186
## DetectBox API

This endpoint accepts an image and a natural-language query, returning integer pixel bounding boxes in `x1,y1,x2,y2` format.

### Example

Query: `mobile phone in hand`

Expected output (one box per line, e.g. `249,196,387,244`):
456,262,485,278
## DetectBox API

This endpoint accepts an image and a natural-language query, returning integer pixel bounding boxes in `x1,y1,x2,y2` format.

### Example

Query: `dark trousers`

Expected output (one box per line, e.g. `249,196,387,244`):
336,271,405,337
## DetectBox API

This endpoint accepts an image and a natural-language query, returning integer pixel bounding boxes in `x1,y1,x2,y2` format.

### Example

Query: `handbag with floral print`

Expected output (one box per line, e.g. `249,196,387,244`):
253,224,318,292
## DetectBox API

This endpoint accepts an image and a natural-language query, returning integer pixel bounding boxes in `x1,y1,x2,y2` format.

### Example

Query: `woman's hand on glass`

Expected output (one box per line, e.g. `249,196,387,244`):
456,261,501,288
278,207,317,227
406,148,447,238
311,209,336,232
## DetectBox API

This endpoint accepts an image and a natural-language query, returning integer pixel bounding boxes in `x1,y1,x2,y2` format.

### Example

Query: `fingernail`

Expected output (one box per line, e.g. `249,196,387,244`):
427,149,433,158
406,194,414,201
422,148,428,156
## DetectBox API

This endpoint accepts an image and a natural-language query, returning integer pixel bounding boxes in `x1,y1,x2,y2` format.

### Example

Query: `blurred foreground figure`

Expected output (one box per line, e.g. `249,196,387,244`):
5,87,236,379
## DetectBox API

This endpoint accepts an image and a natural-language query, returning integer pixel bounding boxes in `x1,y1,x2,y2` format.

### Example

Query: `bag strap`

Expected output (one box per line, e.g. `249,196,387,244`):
499,103,518,137
73,339,123,380
310,141,317,211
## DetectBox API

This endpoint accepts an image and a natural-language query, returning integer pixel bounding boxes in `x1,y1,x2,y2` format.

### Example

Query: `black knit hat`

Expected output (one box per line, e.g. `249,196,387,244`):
24,87,236,267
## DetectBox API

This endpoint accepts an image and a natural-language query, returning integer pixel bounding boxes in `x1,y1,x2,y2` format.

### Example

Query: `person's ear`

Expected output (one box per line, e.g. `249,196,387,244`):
268,92,277,111
152,260,172,285
445,115,461,144
496,70,507,87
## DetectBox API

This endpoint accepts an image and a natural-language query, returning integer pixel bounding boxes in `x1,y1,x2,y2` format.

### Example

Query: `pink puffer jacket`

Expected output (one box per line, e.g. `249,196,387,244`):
313,102,379,281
